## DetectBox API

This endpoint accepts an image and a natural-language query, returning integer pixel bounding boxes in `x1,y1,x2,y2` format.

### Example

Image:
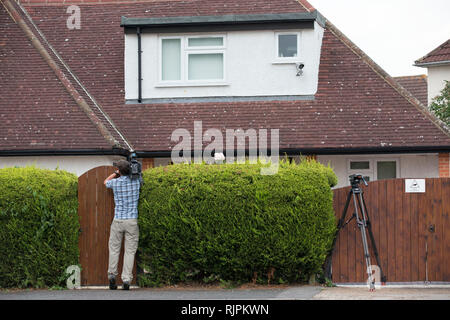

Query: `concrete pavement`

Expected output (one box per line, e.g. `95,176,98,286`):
1,285,449,300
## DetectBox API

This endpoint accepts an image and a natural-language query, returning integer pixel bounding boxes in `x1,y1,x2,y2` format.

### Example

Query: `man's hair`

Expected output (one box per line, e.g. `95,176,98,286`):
114,160,130,176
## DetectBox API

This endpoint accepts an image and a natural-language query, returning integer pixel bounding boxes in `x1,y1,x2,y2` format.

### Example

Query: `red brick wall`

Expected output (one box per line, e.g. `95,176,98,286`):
439,153,450,177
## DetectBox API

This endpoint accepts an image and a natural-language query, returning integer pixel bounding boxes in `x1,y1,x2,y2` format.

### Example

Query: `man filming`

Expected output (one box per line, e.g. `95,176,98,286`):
104,159,142,290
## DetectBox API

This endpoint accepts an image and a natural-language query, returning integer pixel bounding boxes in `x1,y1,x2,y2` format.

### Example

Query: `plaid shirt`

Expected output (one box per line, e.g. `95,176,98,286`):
106,175,141,220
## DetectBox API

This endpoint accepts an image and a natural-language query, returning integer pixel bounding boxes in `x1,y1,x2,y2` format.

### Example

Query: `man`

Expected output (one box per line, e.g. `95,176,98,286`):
104,160,141,290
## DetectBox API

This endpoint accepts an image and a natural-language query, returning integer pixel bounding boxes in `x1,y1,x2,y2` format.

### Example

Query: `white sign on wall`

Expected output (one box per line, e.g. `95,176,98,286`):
405,179,426,193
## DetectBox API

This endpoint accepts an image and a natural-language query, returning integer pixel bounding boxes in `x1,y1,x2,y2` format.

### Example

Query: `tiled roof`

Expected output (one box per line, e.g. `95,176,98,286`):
0,4,114,152
415,39,450,66
394,75,428,106
2,0,450,154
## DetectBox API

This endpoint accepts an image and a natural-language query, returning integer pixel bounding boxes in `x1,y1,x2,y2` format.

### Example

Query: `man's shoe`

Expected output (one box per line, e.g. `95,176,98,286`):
122,282,130,290
109,277,117,290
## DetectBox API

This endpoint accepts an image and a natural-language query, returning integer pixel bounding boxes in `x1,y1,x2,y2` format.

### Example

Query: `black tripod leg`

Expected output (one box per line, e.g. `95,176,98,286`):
323,190,353,279
361,194,387,284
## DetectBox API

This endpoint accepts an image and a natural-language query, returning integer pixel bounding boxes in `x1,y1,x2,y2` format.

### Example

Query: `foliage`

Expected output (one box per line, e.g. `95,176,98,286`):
137,158,337,286
430,80,450,126
0,167,79,288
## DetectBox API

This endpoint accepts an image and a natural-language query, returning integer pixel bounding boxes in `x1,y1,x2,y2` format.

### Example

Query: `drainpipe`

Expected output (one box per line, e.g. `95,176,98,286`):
137,27,142,103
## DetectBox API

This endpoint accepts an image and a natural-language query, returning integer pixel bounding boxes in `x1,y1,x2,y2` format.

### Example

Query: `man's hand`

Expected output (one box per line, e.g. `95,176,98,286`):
104,170,120,186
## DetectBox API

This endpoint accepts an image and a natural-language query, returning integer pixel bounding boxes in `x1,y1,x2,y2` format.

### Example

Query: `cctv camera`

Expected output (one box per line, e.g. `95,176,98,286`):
296,62,305,76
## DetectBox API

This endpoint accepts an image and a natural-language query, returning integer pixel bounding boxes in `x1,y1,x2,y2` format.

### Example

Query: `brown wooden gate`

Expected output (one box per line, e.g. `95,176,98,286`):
332,178,450,283
78,166,136,286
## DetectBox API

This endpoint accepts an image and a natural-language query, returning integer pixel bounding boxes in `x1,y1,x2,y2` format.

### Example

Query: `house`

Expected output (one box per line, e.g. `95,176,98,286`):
394,75,428,106
1,0,450,187
414,39,450,105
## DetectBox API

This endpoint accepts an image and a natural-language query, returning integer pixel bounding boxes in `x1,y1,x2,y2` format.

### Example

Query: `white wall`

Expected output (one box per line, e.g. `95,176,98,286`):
427,65,450,104
317,153,439,188
125,22,324,100
0,156,124,177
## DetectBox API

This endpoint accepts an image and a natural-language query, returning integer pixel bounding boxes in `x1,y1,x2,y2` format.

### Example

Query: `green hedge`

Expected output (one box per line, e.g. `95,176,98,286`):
0,167,79,288
138,159,337,286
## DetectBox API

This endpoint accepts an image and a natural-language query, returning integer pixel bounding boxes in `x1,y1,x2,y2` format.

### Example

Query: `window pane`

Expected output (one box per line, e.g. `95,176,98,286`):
377,161,397,180
350,161,370,170
188,37,223,47
162,39,181,80
278,34,297,57
188,53,223,80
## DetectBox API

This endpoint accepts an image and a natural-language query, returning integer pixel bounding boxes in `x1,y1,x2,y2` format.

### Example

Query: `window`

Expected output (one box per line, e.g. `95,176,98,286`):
275,32,300,61
376,161,397,180
350,161,370,170
160,35,226,85
161,39,181,81
348,159,399,185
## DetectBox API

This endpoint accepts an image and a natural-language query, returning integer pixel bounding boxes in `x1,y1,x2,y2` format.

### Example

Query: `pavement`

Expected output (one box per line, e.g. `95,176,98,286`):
1,285,449,300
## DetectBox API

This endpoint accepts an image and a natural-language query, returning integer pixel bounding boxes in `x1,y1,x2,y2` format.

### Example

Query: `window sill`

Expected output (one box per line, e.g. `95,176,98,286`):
272,60,301,65
155,82,230,88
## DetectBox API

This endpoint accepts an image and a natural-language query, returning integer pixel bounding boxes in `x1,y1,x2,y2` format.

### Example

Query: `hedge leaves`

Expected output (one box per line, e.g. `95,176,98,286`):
0,167,79,288
138,159,337,286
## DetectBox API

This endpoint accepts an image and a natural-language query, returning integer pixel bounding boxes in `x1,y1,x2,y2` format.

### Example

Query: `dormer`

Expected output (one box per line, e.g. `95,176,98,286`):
122,12,326,103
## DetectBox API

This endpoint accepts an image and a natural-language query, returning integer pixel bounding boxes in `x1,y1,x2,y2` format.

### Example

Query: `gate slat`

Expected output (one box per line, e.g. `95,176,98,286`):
394,179,404,281
418,184,427,281
410,187,419,281
78,171,88,286
443,179,450,281
332,189,341,282
387,180,396,282
403,187,412,282
378,180,388,282
432,179,442,281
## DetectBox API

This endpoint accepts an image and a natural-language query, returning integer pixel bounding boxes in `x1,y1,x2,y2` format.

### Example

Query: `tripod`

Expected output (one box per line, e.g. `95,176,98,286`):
325,174,386,291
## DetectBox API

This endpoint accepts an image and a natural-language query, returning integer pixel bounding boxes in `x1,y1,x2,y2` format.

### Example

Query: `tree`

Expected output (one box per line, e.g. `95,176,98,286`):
430,80,450,126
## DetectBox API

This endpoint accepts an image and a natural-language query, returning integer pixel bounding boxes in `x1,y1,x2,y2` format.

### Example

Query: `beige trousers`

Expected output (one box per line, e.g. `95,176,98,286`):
107,219,139,283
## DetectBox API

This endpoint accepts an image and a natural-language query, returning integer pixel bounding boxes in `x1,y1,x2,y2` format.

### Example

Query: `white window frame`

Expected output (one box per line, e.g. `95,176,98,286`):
273,31,301,64
158,34,227,87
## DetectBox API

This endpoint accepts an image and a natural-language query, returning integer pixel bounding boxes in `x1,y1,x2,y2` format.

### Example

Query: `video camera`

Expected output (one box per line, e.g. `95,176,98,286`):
128,151,142,181
349,174,368,189
113,151,142,181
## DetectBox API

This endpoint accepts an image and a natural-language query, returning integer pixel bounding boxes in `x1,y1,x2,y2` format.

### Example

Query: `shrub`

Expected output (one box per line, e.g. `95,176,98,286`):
0,166,79,288
138,159,337,286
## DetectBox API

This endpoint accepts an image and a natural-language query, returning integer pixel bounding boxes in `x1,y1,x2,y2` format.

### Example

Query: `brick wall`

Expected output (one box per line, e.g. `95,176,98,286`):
439,153,450,177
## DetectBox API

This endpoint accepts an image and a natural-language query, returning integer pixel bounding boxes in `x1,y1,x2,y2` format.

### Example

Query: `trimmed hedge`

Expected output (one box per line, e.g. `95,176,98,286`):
138,159,337,286
0,167,79,288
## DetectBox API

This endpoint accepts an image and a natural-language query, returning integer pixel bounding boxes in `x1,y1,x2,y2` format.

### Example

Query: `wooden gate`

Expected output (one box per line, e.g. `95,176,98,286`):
78,166,136,286
331,178,450,283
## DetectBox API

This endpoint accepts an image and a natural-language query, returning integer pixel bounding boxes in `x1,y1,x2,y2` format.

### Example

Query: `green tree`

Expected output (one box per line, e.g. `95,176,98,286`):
430,80,450,126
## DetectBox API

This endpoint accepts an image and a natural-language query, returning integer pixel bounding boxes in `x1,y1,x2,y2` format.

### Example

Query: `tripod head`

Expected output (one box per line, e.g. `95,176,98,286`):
349,174,368,189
